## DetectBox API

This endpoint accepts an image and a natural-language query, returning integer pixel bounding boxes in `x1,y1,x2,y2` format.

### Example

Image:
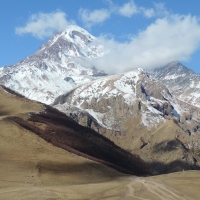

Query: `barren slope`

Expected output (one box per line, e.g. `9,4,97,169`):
0,86,150,175
1,120,200,200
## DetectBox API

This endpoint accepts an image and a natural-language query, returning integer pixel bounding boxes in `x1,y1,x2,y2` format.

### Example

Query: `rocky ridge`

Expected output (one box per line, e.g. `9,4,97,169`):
54,68,176,130
54,68,200,172
151,61,200,119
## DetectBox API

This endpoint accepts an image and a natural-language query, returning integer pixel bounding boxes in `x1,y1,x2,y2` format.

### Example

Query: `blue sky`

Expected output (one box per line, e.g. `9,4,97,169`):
1,0,200,73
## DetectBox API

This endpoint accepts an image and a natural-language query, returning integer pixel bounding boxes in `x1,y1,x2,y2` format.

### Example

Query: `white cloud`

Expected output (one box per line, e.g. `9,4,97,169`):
140,3,169,19
78,1,170,28
79,1,157,27
117,1,169,19
118,0,138,17
15,11,74,39
92,15,200,74
154,3,170,17
79,8,111,28
142,8,155,18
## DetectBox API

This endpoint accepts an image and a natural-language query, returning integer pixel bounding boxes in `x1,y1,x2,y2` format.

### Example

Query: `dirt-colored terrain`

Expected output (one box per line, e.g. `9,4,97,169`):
1,117,200,200
0,86,200,199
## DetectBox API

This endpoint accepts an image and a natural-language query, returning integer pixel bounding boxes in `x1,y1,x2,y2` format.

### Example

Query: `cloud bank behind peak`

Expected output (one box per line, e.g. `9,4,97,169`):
15,11,75,39
92,14,200,74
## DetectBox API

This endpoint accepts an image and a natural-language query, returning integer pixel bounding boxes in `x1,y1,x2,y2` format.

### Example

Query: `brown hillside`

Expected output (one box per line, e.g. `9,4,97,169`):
8,105,151,176
0,85,150,176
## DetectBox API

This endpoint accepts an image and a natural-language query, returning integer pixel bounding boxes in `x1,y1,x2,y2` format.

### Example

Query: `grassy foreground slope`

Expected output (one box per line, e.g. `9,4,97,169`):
0,86,200,199
0,113,200,200
1,119,200,200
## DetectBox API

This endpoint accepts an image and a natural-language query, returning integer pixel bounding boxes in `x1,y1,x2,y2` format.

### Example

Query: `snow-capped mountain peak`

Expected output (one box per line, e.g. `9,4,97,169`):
0,25,106,104
152,61,194,80
37,25,104,60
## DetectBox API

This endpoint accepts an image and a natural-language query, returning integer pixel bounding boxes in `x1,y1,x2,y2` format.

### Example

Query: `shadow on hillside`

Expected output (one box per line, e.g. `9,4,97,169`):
7,106,151,177
36,160,123,179
147,160,199,175
0,106,12,116
35,157,199,177
153,140,182,153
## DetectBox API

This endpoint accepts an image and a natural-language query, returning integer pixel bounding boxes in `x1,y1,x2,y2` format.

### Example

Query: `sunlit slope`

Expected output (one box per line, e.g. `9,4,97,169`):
0,119,124,199
1,121,200,200
0,86,43,117
0,85,150,176
1,117,200,200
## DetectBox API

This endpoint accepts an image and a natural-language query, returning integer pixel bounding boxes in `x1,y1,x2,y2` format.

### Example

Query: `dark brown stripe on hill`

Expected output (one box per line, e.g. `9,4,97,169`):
7,106,152,176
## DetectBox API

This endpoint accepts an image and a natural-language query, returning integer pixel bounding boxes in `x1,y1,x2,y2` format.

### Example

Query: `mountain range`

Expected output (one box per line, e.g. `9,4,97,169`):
1,24,200,198
1,25,200,111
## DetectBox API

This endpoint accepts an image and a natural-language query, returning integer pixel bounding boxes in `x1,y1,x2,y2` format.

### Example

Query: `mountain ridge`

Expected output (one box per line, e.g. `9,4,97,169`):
53,67,200,173
151,61,200,110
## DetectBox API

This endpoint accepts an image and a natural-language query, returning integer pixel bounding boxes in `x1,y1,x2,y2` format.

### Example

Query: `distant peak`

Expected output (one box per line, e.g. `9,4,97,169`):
137,68,145,73
37,24,97,54
48,25,93,41
53,25,88,35
151,61,195,77
166,61,181,68
170,61,180,65
164,61,194,73
64,25,88,32
60,25,93,38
